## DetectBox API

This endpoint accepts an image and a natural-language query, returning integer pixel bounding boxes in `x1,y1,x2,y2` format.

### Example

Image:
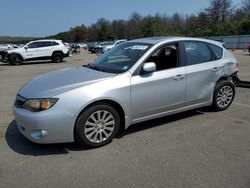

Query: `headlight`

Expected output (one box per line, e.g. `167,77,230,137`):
23,98,59,112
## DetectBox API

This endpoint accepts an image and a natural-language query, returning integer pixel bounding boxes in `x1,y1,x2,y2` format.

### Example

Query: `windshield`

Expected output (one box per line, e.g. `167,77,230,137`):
87,42,152,73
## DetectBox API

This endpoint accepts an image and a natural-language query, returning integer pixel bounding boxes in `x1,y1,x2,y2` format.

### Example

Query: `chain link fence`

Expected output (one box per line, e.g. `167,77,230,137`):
206,35,250,49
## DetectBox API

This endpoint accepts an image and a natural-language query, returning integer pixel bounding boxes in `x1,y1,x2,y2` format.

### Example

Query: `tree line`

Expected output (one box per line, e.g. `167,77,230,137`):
48,0,250,43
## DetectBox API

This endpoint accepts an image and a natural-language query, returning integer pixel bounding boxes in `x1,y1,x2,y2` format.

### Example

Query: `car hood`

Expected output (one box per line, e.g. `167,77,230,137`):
18,67,116,98
7,48,23,53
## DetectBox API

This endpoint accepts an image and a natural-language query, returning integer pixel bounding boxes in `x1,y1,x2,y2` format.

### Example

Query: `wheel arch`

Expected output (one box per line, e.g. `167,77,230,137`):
52,51,64,56
8,53,24,60
216,74,235,84
74,99,126,140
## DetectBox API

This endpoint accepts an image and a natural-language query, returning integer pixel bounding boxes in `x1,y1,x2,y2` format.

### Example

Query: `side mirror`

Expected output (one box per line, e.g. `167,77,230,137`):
24,46,28,50
142,62,156,73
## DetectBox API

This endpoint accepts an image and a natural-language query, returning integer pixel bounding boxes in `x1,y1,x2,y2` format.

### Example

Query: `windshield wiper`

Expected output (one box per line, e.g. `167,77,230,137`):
83,64,105,72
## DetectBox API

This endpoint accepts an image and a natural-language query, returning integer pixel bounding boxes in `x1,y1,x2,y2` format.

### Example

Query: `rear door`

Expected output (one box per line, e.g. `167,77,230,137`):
39,41,53,57
182,41,222,106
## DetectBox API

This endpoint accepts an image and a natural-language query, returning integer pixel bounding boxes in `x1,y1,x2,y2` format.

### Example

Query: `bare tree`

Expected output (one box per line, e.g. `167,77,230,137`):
206,0,232,23
242,0,250,17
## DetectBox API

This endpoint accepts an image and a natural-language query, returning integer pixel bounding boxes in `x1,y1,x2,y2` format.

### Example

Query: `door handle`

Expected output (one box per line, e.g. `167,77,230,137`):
211,67,221,72
173,74,185,81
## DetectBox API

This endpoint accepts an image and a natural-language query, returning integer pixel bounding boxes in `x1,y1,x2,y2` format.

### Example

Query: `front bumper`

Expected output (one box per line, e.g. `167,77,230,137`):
0,51,8,62
64,51,70,58
13,105,76,144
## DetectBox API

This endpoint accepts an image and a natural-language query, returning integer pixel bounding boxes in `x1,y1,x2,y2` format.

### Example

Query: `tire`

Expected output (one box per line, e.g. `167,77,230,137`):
0,54,3,62
75,103,120,148
52,52,63,63
212,80,235,111
9,54,23,65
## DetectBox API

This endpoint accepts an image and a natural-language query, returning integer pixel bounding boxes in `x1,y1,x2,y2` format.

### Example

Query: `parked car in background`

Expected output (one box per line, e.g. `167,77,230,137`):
88,40,127,54
94,41,110,54
0,44,15,62
70,43,80,54
78,43,88,49
13,37,239,148
0,49,8,62
248,45,250,53
92,42,108,54
3,39,69,65
88,42,98,53
0,44,13,50
101,39,127,53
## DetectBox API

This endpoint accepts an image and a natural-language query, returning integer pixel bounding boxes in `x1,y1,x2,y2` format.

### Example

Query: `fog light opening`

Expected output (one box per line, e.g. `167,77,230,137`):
31,130,48,139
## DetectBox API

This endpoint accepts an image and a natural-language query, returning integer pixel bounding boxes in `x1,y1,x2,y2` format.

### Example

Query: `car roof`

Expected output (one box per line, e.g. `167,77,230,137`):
29,39,61,43
130,37,223,47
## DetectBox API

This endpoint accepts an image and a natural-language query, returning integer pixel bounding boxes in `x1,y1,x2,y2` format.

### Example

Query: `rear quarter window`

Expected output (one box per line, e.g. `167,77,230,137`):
208,44,223,60
51,42,59,46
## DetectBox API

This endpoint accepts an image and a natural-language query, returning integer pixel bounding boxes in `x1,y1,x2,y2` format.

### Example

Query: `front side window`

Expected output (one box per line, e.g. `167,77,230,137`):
87,42,152,73
27,42,41,48
146,43,178,71
184,42,212,66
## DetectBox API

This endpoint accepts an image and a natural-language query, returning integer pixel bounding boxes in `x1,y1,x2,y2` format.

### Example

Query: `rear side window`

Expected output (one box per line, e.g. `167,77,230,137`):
51,41,59,46
184,42,212,66
208,44,223,60
40,42,52,47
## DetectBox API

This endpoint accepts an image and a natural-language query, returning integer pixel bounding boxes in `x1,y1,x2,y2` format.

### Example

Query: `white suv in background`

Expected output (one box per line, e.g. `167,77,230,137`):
6,39,70,65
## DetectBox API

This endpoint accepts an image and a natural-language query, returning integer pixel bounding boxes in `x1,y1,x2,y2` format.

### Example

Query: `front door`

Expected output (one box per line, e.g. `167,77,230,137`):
130,43,186,122
24,42,42,59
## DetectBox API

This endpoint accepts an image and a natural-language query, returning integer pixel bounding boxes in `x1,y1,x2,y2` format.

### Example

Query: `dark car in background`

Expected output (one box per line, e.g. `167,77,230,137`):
88,42,99,53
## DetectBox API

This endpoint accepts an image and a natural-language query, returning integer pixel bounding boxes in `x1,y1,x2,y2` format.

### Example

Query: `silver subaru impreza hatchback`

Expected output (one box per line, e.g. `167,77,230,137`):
13,37,239,148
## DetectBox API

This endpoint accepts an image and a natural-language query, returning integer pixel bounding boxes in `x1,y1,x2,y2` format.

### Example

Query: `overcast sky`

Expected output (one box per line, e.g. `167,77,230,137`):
0,0,243,37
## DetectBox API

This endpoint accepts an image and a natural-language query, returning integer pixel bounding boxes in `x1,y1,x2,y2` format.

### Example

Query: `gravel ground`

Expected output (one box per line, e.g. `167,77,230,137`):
0,49,250,188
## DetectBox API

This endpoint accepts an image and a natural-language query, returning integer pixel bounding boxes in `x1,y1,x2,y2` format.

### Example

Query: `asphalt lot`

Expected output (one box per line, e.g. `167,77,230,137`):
0,49,250,188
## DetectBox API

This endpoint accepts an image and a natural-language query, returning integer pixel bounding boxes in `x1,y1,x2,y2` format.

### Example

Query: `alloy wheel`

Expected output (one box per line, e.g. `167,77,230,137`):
216,85,233,108
84,110,115,143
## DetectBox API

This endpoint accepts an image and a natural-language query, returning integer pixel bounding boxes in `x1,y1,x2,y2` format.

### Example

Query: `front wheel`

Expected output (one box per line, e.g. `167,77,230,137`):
75,103,120,148
9,54,23,65
212,80,235,111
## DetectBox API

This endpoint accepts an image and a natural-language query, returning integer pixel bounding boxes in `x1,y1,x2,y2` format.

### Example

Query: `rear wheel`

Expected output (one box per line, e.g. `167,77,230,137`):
0,54,3,62
52,52,63,63
9,54,23,65
212,80,235,111
75,103,120,148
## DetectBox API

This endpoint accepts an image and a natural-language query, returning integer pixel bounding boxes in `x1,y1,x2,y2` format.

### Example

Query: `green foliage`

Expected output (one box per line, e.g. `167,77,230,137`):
238,19,250,34
96,18,115,41
0,36,37,44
